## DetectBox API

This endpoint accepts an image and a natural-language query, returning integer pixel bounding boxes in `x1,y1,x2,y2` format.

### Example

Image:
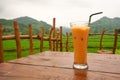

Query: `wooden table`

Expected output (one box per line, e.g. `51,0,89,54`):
0,52,120,80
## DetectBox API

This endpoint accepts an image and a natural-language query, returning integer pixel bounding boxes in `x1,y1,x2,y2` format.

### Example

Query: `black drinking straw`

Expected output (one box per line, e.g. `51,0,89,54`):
88,12,103,26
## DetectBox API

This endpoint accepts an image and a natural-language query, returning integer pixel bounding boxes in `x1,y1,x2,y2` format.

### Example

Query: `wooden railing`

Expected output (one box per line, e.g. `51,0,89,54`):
66,29,120,54
0,18,120,63
0,23,4,63
90,29,119,54
0,18,69,63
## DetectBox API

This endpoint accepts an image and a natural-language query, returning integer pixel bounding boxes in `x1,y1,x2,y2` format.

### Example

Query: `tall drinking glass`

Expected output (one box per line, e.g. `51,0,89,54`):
70,21,90,69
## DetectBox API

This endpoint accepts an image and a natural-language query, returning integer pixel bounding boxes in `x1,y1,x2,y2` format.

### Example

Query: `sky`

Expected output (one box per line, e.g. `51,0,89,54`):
0,0,120,27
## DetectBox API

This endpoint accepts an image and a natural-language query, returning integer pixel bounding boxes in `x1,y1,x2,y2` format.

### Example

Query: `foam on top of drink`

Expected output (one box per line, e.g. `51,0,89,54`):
71,26,90,30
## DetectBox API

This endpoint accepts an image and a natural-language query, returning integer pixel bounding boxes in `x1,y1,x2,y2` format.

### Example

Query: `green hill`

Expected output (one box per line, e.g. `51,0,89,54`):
1,16,120,35
58,16,120,35
14,16,51,34
90,16,120,33
0,16,51,35
63,16,120,34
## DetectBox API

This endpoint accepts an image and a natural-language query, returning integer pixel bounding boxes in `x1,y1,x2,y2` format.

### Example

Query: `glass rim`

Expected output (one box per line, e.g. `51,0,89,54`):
70,21,88,27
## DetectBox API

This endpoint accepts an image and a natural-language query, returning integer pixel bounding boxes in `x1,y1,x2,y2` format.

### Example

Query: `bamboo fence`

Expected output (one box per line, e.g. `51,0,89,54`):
0,18,66,63
0,18,120,63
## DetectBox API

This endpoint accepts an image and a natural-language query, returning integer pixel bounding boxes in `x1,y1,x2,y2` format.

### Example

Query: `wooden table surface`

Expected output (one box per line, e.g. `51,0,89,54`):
0,52,120,80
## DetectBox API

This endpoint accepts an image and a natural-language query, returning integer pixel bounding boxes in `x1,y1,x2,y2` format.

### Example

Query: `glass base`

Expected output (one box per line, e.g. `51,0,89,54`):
73,63,88,70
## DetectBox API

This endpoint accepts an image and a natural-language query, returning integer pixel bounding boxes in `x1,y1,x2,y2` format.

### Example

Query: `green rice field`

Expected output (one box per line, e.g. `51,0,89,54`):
2,35,120,62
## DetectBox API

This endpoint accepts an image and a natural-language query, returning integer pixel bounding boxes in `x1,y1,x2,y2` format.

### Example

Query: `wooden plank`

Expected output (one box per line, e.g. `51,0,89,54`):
89,33,115,35
60,26,63,52
49,27,53,51
0,62,120,80
13,21,22,58
40,27,44,52
2,35,61,41
66,32,69,52
113,29,118,54
9,52,120,74
29,24,34,55
2,35,15,40
0,23,4,63
56,31,59,51
53,18,56,51
2,33,120,41
99,29,106,50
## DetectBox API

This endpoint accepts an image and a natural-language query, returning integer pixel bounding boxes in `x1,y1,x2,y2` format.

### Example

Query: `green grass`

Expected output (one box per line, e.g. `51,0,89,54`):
2,35,120,61
116,49,120,55
67,35,120,53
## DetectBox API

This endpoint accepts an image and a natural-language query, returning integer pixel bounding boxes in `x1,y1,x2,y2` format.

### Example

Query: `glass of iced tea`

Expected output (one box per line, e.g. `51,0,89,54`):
70,21,90,69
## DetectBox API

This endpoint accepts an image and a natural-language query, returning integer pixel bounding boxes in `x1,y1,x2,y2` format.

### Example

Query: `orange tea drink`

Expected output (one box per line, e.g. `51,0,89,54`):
70,21,90,69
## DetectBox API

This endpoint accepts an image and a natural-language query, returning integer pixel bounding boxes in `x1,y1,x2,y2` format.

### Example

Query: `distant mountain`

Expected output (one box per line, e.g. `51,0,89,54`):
0,16,120,35
0,16,51,35
58,16,120,35
90,16,120,33
62,27,71,35
14,16,51,35
14,16,39,25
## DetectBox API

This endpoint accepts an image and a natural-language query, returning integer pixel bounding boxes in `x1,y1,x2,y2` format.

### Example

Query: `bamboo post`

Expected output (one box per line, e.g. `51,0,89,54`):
29,24,34,55
60,26,63,52
66,32,69,52
40,27,44,52
113,29,118,54
14,21,22,58
49,27,53,51
53,18,56,51
56,30,59,51
0,23,4,63
99,29,106,50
